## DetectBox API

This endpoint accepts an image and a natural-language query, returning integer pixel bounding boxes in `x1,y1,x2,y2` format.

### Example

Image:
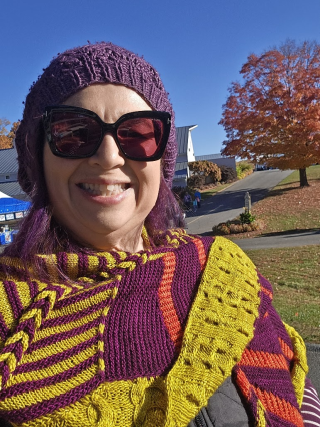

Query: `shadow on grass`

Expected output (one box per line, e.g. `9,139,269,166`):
263,185,301,199
258,228,320,238
194,227,320,238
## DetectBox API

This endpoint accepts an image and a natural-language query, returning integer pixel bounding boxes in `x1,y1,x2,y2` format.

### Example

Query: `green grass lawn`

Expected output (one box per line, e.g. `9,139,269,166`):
245,245,320,343
251,165,320,234
278,165,320,185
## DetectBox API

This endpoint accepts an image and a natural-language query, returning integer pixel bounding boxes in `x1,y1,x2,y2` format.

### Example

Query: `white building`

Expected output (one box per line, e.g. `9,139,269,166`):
173,125,197,187
173,126,236,187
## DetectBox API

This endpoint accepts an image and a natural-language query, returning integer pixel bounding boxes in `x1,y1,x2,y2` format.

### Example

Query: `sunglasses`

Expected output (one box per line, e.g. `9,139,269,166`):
43,105,171,161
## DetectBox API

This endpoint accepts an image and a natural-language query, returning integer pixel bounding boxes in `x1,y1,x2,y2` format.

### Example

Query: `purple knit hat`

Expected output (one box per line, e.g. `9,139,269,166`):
15,42,177,196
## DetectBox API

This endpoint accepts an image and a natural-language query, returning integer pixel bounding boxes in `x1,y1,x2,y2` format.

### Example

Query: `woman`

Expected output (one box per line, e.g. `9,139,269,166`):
0,42,318,427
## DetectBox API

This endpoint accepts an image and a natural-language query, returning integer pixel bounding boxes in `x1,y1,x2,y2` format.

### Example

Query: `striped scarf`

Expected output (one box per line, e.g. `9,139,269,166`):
0,230,307,426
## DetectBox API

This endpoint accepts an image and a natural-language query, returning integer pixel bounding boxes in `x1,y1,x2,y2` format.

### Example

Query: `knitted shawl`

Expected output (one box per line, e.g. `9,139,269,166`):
0,230,307,426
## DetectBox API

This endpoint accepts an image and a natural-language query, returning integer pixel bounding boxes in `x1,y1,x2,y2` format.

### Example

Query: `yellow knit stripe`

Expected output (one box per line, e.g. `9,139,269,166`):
7,343,97,387
257,400,267,427
86,255,101,274
32,307,104,341
0,256,25,270
165,236,261,426
283,322,308,407
65,253,79,279
0,282,15,332
141,252,166,264
7,344,97,387
0,364,97,410
98,306,109,373
35,287,117,323
15,281,32,311
20,327,98,364
39,254,59,281
96,252,118,268
28,376,167,427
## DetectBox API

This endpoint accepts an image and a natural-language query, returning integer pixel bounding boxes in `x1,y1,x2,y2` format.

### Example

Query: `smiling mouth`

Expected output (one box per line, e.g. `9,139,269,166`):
78,183,130,196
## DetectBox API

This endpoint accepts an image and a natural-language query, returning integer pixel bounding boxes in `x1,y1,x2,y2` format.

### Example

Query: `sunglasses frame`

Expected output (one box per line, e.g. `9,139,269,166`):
43,105,171,161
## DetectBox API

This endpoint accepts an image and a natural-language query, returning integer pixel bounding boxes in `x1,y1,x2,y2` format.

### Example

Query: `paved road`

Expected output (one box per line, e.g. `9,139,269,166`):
186,169,293,235
233,229,320,250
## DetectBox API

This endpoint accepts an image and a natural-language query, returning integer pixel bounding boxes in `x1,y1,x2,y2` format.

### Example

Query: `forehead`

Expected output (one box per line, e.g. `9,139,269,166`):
62,83,152,114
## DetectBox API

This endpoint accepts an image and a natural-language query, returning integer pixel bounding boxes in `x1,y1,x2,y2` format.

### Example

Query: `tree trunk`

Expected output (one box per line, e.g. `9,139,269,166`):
299,168,309,187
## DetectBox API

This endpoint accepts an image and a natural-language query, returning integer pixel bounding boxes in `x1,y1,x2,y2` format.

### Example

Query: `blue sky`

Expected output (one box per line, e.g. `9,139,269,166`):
1,0,320,155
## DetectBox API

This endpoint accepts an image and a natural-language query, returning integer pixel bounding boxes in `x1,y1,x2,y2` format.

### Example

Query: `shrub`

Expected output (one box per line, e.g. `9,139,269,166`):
220,165,237,183
236,161,254,179
239,211,256,224
187,174,205,190
212,217,260,235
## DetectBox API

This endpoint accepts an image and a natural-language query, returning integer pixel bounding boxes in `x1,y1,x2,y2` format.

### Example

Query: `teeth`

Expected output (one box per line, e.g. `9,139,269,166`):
81,183,126,196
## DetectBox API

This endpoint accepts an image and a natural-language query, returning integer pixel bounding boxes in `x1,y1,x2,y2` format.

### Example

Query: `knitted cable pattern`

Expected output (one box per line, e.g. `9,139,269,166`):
0,231,307,426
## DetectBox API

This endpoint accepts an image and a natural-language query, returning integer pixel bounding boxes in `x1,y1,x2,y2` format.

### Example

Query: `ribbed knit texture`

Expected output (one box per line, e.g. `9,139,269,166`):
0,232,307,426
15,42,177,195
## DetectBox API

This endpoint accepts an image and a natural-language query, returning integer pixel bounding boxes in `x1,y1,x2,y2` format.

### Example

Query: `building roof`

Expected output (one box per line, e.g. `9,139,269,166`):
195,153,227,161
176,125,198,155
0,182,28,200
175,161,188,171
0,147,18,174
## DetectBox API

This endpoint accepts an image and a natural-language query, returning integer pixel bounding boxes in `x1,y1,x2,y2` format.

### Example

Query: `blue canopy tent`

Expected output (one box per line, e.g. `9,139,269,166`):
0,192,31,244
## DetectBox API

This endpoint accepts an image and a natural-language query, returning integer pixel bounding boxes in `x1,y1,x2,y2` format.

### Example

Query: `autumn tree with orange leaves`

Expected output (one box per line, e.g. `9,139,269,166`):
219,40,320,187
0,119,19,149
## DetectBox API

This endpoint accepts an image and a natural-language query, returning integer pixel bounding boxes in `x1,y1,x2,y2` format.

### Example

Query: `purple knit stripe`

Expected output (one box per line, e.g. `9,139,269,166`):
0,312,9,342
78,253,89,277
2,354,98,399
257,275,272,317
171,243,202,327
0,374,102,424
3,280,24,319
98,255,108,271
15,336,97,374
240,365,299,408
104,259,176,380
248,316,279,353
258,272,273,292
41,298,109,328
56,253,69,278
53,281,117,310
266,410,299,427
27,279,39,300
268,304,294,349
28,317,100,353
171,236,213,327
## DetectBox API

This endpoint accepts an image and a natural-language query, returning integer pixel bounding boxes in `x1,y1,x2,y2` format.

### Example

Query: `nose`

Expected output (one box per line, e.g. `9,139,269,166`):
87,133,125,169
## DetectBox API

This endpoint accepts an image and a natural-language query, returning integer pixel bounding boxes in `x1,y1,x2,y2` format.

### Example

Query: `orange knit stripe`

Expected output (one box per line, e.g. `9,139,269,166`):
193,238,207,271
261,285,273,300
255,387,304,426
278,337,294,361
236,367,303,426
158,252,182,349
236,367,252,401
239,348,288,370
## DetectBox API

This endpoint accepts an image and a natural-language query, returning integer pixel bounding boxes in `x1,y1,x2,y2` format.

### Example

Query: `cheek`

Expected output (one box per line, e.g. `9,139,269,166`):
43,145,75,200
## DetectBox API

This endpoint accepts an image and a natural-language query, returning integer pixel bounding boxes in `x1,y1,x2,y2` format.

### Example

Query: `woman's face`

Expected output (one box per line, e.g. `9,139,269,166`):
43,84,161,251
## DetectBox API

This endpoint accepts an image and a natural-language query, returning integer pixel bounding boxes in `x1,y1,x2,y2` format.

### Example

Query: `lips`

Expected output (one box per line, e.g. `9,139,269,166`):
78,183,130,196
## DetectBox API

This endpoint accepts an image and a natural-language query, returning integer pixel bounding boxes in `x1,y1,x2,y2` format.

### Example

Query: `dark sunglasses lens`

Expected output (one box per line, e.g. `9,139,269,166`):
117,118,164,159
50,112,101,156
